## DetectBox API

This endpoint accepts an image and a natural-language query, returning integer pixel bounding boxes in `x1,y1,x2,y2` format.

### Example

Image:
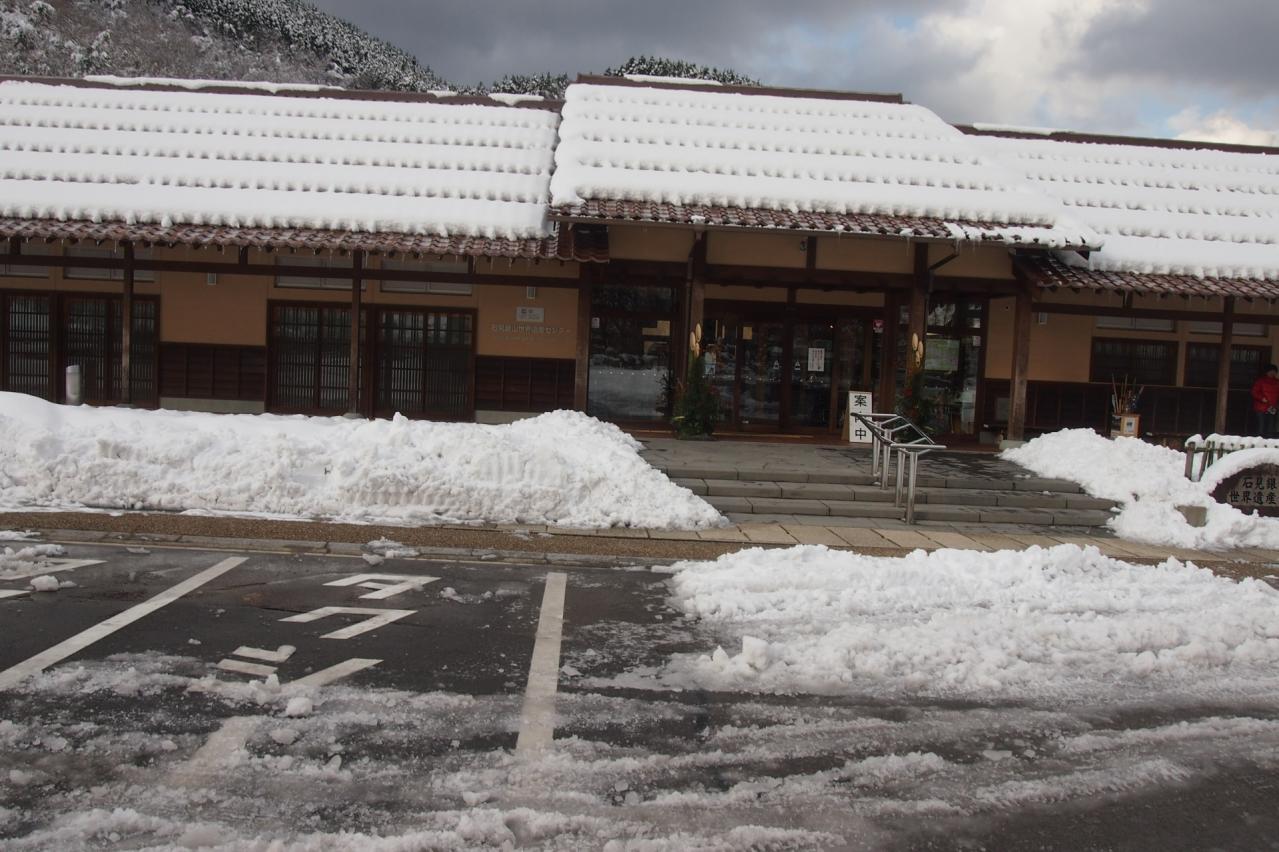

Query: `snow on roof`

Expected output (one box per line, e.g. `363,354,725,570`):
551,82,1096,246
84,75,344,94
0,80,560,240
975,134,1279,280
623,74,724,86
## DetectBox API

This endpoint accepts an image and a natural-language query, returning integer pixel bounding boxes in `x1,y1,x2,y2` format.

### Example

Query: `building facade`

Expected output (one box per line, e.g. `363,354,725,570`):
1,75,1276,442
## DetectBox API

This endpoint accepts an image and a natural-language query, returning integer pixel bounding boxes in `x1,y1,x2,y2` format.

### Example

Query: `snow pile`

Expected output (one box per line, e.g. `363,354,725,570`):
0,392,721,529
552,82,1094,246
978,134,1279,280
663,544,1279,702
1002,428,1279,549
0,80,559,239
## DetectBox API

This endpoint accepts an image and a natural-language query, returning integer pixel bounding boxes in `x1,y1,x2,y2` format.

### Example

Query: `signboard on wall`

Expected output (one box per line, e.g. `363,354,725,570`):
516,306,545,323
807,347,826,372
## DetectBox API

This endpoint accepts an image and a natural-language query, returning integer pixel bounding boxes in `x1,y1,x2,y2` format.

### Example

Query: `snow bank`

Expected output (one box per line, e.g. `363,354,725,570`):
663,545,1279,702
1002,428,1279,549
0,393,721,529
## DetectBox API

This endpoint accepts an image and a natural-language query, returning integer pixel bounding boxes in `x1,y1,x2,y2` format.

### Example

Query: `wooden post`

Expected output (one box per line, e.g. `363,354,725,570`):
878,290,899,412
346,250,364,416
121,241,134,406
908,243,929,377
1008,285,1033,441
573,264,592,411
1215,296,1235,434
681,233,707,381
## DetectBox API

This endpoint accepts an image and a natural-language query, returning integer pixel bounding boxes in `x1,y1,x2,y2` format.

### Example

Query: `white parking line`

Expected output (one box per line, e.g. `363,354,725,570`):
288,658,381,690
0,556,248,691
516,571,568,756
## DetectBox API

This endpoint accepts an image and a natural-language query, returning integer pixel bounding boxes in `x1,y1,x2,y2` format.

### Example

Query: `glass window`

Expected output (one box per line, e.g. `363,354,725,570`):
379,258,473,295
65,246,155,282
0,243,51,277
1095,316,1175,332
1090,338,1178,385
592,285,674,314
1184,343,1270,388
274,254,363,290
1186,320,1266,337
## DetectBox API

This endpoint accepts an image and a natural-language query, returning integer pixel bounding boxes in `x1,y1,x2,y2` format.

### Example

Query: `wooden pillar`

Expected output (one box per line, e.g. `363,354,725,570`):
878,290,899,412
1008,285,1033,441
908,243,930,375
346,250,364,416
573,264,592,411
1215,296,1235,434
121,241,134,405
682,233,707,380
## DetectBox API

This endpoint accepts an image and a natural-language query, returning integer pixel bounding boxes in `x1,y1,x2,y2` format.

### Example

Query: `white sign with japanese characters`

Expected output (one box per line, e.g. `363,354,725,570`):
847,392,874,444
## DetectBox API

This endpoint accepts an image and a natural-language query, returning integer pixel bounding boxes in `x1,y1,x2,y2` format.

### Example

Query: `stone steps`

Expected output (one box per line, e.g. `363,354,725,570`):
668,473,1117,529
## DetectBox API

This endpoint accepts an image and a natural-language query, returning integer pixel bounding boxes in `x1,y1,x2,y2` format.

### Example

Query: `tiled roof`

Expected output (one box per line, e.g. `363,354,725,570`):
551,80,1096,248
0,217,578,260
553,199,1072,245
1020,252,1279,299
0,78,559,242
966,128,1279,281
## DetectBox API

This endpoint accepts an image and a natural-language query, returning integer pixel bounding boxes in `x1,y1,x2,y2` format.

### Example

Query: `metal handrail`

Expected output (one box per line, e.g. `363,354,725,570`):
851,412,946,524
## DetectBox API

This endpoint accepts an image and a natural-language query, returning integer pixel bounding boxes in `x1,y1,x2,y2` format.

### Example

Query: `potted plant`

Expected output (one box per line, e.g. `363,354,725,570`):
672,324,720,439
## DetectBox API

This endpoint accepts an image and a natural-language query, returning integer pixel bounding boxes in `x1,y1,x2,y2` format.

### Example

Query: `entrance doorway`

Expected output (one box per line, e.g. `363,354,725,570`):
922,297,987,438
704,307,880,434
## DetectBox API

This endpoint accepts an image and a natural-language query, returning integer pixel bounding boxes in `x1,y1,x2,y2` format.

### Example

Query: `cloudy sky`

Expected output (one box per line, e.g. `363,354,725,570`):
309,0,1278,145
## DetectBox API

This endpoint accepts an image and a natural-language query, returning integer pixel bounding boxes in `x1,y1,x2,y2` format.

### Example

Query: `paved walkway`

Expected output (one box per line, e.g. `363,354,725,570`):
3,510,1276,576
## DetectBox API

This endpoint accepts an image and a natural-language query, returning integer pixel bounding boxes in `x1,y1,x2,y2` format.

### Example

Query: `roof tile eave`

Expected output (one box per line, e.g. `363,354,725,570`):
0,217,578,261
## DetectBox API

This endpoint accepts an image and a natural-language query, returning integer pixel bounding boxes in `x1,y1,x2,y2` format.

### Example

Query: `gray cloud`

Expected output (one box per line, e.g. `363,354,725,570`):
1075,0,1279,97
304,0,932,87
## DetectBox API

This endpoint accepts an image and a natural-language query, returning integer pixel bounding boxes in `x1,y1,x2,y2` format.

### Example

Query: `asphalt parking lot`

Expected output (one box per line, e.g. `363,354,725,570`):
4,539,1279,851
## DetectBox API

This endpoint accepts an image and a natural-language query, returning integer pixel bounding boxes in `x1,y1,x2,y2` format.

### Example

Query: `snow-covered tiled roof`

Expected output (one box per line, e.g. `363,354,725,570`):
0,79,561,242
972,132,1279,281
551,80,1097,248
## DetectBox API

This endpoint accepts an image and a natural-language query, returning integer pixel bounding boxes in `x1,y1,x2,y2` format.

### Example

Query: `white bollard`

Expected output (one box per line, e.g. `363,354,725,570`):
65,364,82,405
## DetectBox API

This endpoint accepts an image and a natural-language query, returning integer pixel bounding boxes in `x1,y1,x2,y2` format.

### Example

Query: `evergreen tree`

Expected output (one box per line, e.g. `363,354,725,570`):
603,55,758,86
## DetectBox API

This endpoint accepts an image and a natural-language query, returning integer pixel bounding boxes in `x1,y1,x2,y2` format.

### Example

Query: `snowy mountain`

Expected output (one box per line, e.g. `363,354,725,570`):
0,1,756,96
0,0,449,91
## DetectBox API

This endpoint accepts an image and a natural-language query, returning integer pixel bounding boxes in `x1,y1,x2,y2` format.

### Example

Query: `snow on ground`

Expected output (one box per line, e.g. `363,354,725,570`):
1002,428,1279,549
653,544,1279,703
0,393,721,529
0,532,64,580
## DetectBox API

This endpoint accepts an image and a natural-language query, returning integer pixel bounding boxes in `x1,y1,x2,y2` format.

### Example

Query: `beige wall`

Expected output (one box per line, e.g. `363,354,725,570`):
986,290,1279,384
0,244,582,358
608,226,694,262
707,232,807,268
818,236,913,273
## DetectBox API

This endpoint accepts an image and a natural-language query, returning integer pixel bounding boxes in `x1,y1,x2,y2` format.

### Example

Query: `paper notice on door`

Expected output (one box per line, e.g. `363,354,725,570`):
807,348,826,372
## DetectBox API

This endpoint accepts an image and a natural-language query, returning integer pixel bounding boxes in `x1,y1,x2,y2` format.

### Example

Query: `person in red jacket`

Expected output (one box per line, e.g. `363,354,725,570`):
1251,364,1279,437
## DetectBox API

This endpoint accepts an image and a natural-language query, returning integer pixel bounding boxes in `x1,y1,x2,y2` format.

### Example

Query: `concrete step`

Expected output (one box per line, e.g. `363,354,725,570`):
702,492,1112,527
681,479,1118,512
666,467,1088,494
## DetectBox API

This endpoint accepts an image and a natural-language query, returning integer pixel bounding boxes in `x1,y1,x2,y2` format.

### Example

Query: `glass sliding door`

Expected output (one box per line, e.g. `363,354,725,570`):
587,285,674,422
924,297,986,436
738,320,784,428
790,320,836,428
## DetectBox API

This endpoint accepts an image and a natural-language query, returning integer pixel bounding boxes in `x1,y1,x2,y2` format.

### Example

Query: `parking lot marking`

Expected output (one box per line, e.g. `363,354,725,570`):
287,657,381,689
233,645,296,663
516,571,567,757
1,558,105,581
169,715,260,785
217,659,278,678
0,556,248,691
0,589,27,600
324,574,439,600
279,606,416,639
